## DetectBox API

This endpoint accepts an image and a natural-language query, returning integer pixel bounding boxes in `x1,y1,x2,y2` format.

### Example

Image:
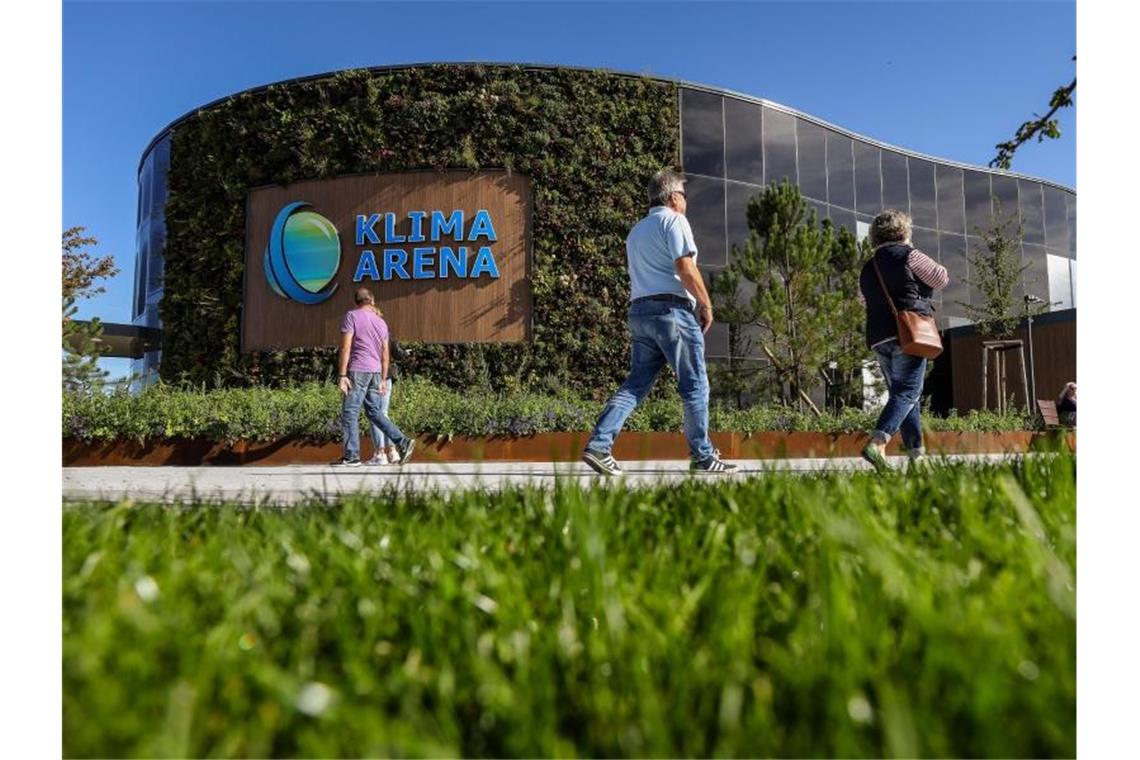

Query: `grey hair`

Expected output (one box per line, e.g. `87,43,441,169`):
648,168,686,206
869,209,912,247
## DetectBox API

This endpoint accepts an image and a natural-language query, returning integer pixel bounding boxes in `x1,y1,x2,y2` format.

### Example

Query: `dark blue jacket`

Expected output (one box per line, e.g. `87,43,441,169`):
859,243,935,349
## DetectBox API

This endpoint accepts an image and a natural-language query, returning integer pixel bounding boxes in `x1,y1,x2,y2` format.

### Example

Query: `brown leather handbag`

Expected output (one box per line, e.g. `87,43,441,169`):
872,257,944,359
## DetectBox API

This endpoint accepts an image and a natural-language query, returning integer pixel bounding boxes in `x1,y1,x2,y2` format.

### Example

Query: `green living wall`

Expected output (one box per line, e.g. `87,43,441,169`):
161,64,678,392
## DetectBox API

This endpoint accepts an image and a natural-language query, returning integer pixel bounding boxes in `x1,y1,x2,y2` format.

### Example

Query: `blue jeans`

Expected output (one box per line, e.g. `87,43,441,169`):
342,371,408,460
872,340,927,452
586,300,715,462
369,379,394,450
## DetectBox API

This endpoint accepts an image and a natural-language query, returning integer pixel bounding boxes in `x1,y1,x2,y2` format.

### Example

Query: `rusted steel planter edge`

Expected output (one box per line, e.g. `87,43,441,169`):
63,431,1075,467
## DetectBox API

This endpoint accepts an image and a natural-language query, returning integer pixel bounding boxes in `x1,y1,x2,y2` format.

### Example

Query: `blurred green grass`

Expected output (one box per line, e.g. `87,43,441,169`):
63,457,1075,758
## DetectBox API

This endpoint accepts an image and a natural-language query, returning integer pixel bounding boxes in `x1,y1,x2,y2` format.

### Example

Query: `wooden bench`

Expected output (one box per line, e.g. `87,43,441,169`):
1037,399,1075,428
1037,399,1060,428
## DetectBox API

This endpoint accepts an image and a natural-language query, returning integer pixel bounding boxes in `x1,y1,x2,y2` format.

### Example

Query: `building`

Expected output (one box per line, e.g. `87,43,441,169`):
128,63,1076,404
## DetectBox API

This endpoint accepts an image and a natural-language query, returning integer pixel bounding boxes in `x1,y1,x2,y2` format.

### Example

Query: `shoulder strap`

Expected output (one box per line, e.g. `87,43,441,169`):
871,254,899,317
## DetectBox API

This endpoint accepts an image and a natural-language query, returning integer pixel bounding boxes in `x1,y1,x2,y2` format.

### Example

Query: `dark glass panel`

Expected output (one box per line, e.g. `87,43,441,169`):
881,151,909,213
854,142,882,215
762,107,797,185
939,232,969,318
829,205,856,236
134,233,148,320
142,303,161,330
796,120,828,201
1022,243,1049,304
826,131,855,209
138,154,153,225
911,227,939,260
147,219,166,293
908,158,937,229
990,174,1020,225
686,174,727,267
936,165,966,235
681,88,724,177
1043,186,1069,254
727,182,762,263
927,235,955,310
704,321,729,358
135,174,145,229
1066,192,1076,257
741,323,766,360
1018,180,1046,245
724,98,763,185
963,170,993,235
149,136,171,222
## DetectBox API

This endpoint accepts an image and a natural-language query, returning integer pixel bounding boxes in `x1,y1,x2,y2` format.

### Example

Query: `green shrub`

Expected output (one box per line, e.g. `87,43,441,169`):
63,380,1037,443
63,457,1075,757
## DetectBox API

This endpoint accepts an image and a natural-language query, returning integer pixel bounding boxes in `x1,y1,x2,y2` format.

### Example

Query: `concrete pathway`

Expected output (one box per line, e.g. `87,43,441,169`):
63,454,1024,505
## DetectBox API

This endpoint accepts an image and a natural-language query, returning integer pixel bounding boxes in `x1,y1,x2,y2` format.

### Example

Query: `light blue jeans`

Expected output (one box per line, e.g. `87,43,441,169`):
342,372,408,461
586,300,716,462
872,339,927,452
368,379,394,450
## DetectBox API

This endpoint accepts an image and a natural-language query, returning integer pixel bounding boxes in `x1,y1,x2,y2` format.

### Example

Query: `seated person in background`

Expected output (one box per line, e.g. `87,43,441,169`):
1056,381,1076,426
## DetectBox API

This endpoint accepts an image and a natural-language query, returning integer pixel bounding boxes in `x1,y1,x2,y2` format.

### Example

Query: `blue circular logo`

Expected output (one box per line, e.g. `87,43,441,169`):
264,202,341,304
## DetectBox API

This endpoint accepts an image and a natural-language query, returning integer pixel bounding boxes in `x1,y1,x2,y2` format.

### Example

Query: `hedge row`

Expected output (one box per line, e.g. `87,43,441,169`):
162,64,677,391
63,379,1036,444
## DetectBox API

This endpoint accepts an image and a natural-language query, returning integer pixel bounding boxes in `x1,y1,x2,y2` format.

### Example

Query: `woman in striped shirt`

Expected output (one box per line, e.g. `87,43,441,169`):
857,209,949,472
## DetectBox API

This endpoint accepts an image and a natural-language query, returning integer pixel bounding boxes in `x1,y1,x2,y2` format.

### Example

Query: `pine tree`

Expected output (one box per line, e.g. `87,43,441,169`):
712,180,866,411
708,264,761,407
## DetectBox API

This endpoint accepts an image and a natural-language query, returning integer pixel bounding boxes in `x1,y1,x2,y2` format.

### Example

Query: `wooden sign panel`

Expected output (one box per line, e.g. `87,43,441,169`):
242,171,532,351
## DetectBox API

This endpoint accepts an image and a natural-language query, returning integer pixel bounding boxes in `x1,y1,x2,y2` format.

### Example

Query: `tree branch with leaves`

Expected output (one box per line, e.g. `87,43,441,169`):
62,227,118,392
990,56,1075,170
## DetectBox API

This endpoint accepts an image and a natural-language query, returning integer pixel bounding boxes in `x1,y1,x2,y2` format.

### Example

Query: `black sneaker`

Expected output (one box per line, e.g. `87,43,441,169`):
395,438,416,465
581,450,623,476
690,451,738,473
331,457,361,467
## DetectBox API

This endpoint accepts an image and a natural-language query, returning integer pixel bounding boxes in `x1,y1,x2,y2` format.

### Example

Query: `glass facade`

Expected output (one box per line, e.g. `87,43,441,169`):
678,87,1076,334
130,133,170,385
131,76,1077,381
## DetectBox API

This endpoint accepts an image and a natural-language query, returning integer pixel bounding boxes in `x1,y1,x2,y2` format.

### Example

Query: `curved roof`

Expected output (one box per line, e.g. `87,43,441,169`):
138,62,1075,194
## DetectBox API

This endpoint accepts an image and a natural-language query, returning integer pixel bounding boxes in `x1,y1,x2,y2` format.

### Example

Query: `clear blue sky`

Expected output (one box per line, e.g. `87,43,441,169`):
63,0,1076,376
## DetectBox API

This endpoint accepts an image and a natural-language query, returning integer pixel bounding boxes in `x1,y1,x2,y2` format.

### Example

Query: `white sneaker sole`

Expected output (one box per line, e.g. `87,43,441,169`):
581,452,623,476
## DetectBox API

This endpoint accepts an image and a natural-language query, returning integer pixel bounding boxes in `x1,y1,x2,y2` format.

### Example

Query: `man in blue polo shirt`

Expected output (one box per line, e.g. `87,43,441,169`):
582,168,737,475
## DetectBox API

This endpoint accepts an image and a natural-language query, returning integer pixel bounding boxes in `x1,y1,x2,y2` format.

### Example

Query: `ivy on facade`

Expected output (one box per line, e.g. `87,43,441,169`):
161,64,678,391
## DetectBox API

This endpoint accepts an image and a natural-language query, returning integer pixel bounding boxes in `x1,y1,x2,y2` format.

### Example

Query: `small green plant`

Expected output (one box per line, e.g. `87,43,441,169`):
960,199,1045,340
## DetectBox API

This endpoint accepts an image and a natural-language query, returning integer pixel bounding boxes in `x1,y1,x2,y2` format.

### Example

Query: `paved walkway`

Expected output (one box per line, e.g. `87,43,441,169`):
63,454,1023,505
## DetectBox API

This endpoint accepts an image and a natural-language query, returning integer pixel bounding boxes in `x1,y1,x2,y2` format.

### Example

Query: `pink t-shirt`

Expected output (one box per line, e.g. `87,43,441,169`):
341,308,389,373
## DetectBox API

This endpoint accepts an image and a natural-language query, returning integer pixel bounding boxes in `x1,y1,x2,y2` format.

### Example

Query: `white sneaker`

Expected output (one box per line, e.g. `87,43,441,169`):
365,453,387,466
385,446,401,464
